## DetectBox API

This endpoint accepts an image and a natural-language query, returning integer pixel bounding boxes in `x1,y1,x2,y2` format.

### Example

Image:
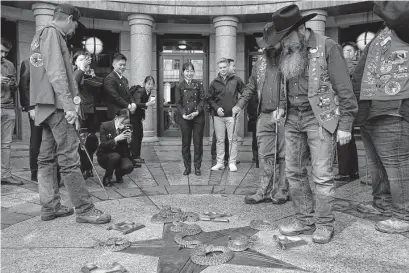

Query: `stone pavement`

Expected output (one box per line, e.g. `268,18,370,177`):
1,138,409,273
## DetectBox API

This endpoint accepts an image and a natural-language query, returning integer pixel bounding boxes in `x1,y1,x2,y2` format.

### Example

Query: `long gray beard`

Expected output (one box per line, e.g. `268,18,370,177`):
279,46,308,79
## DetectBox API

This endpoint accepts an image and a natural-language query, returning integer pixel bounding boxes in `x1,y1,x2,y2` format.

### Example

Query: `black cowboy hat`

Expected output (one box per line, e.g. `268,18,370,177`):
255,22,277,49
269,4,317,46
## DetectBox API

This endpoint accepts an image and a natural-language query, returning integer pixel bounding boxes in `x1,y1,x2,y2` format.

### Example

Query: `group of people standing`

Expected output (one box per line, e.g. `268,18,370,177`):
1,1,408,244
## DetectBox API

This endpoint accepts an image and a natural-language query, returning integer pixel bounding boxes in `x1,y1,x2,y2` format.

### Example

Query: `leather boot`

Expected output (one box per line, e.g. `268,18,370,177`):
244,189,270,204
312,227,334,244
279,220,316,236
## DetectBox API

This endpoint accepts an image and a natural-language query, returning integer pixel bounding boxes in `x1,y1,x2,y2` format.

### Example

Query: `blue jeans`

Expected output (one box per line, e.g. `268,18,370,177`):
362,116,409,220
1,108,15,179
285,108,336,229
38,110,94,216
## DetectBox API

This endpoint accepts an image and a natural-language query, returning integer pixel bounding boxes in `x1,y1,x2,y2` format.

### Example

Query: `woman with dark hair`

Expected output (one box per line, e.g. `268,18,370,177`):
73,51,101,179
130,76,156,163
176,62,205,176
97,108,134,186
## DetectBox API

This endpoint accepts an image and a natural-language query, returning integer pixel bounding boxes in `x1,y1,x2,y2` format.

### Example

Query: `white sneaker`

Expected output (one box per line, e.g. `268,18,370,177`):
229,163,237,172
211,163,225,171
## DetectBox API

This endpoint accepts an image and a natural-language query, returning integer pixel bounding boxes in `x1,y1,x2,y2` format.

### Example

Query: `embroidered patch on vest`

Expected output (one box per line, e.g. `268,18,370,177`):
31,39,39,50
30,53,43,67
385,81,401,95
380,74,392,83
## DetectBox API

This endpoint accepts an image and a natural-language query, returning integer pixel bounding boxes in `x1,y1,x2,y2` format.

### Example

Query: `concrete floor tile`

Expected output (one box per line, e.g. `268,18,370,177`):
1,210,34,225
165,185,189,194
189,185,213,194
6,202,41,216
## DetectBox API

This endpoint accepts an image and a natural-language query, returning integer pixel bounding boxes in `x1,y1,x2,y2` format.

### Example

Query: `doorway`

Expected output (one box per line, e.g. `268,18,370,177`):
157,36,209,137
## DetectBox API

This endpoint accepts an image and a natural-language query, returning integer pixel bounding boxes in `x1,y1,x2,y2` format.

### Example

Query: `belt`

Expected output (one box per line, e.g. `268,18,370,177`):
289,105,312,112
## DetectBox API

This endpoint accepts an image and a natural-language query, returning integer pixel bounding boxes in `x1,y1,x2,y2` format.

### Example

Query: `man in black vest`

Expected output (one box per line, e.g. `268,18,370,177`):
352,1,409,234
103,53,140,167
272,4,358,244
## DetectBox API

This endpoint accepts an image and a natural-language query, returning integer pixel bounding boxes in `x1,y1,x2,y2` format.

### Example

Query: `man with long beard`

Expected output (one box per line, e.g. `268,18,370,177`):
272,4,358,243
232,22,289,205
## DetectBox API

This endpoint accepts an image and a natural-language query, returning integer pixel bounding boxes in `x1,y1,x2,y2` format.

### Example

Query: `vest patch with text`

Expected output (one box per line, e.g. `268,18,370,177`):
360,27,409,100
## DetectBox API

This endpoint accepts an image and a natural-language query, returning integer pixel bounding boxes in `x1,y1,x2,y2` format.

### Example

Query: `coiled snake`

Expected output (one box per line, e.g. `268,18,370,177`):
191,244,234,266
151,206,199,224
92,237,131,252
227,235,258,252
171,221,202,248
249,219,276,231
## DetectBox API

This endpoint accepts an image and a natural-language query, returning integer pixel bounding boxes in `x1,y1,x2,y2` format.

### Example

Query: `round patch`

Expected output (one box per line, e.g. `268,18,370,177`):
380,74,392,83
30,53,43,67
334,95,339,106
309,48,318,54
385,81,401,95
73,96,81,105
380,63,392,73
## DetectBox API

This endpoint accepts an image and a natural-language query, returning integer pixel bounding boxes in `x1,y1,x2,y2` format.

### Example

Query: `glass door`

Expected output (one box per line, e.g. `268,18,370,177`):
158,54,207,137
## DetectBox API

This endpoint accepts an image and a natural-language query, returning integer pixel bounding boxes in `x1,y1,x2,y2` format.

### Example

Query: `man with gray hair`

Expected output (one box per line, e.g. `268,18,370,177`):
29,4,111,224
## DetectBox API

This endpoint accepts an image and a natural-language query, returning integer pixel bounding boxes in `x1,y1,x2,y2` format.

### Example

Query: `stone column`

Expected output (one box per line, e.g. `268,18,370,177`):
32,3,55,32
302,10,328,35
128,14,158,142
213,16,239,63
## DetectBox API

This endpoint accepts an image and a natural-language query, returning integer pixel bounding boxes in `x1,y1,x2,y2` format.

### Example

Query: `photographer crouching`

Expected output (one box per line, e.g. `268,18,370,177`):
97,109,134,186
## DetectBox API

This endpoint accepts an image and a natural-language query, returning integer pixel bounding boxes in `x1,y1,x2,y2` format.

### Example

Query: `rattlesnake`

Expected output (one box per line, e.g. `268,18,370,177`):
172,221,202,248
250,220,276,231
191,244,234,266
92,237,131,252
151,206,199,224
227,235,258,252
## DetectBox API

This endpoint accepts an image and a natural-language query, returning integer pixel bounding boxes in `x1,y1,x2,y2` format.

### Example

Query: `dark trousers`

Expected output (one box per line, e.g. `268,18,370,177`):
252,129,258,158
97,152,134,178
180,114,205,169
211,129,229,160
29,115,43,172
131,117,143,159
361,116,409,220
79,113,99,172
79,134,98,172
337,130,359,177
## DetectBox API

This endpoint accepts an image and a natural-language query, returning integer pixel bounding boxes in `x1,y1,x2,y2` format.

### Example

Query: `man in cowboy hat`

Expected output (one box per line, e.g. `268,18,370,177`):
271,4,358,243
232,22,289,205
352,1,409,234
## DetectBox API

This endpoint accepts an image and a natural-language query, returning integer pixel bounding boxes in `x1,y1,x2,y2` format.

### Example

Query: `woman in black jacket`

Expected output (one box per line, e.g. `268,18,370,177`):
73,51,100,179
176,62,205,176
130,76,156,163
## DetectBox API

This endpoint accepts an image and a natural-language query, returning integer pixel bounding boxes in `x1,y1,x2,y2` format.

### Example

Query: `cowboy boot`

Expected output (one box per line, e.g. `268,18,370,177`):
271,158,290,204
244,158,273,204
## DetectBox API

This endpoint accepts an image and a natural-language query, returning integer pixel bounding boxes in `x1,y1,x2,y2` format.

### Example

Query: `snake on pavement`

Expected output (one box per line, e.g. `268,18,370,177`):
151,206,199,224
171,221,203,248
250,219,276,231
92,237,131,252
191,244,234,266
227,235,258,252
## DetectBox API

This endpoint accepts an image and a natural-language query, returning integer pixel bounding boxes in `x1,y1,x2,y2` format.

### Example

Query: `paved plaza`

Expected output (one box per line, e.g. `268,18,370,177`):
1,138,409,273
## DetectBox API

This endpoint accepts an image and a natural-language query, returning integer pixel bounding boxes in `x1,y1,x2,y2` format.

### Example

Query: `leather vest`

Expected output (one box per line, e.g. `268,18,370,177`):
361,27,409,100
308,34,339,134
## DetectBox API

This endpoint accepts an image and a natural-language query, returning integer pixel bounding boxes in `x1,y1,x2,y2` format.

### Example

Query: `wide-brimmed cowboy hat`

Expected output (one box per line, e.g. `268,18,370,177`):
269,4,317,46
256,22,277,49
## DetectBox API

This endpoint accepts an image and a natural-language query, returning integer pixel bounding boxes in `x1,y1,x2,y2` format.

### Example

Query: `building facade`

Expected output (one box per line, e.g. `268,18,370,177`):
1,0,382,142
